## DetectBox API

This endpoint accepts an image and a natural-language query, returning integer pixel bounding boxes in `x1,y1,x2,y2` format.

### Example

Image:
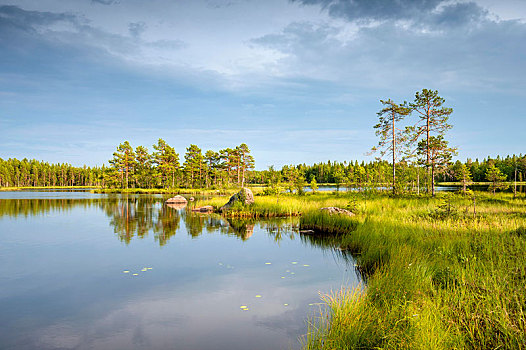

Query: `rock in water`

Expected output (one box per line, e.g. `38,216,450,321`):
319,207,355,217
220,188,255,211
191,205,214,213
166,195,188,204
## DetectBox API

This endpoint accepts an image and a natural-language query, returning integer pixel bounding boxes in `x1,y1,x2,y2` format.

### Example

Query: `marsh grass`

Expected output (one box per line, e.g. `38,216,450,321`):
300,191,526,349
92,188,241,195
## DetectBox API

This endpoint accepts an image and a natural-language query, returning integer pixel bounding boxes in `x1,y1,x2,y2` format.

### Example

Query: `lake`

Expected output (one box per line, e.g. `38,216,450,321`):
0,191,358,350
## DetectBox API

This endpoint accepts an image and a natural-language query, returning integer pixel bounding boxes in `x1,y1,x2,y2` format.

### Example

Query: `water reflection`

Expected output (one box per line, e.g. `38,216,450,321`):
0,196,348,253
0,193,359,350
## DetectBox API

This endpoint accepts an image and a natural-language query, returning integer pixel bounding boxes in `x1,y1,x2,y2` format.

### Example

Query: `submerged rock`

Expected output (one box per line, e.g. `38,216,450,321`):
192,205,214,213
166,195,188,204
220,188,255,211
319,207,355,217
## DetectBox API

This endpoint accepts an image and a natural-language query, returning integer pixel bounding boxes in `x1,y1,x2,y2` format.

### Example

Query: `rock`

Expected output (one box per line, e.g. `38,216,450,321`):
189,197,195,201
319,207,355,217
166,195,188,204
166,202,187,210
299,229,315,234
220,188,255,211
192,205,214,213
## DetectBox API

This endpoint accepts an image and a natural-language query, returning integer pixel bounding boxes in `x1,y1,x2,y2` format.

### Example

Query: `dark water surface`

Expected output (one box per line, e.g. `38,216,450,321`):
0,192,358,350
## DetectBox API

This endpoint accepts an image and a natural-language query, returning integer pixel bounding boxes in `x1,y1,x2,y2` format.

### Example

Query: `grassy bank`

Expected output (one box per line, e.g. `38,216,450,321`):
436,181,526,186
92,187,246,195
200,192,360,218
301,192,526,349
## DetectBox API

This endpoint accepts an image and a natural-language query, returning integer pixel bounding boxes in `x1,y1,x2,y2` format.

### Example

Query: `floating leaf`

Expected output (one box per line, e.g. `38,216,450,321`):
240,305,248,309
147,267,153,270
255,295,262,298
132,273,139,276
123,271,130,273
290,272,295,275
141,268,147,272
281,276,285,279
308,303,314,306
265,262,272,265
303,264,310,267
284,303,289,306
243,308,249,311
291,262,298,265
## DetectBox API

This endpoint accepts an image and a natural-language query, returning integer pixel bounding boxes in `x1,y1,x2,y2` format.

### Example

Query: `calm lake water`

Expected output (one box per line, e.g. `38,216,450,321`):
0,191,358,350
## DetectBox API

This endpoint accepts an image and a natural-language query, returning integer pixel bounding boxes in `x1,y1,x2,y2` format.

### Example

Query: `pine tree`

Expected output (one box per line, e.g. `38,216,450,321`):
110,141,136,189
371,99,411,195
408,89,453,195
485,164,508,195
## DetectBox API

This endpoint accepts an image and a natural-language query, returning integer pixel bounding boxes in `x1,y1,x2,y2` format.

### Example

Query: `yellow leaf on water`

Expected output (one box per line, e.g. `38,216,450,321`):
243,308,249,311
303,264,310,267
141,268,147,272
123,271,130,273
147,268,153,270
255,295,262,298
281,276,285,279
265,262,272,265
291,272,295,275
291,262,298,264
132,273,139,276
240,305,248,309
284,304,289,306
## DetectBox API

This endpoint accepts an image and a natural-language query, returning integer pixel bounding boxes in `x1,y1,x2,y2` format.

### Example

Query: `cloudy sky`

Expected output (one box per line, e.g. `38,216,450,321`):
1,0,525,168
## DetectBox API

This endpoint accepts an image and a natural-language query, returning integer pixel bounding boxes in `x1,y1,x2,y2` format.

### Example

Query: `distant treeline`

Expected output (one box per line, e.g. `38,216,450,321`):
1,153,524,191
0,158,102,187
250,155,526,194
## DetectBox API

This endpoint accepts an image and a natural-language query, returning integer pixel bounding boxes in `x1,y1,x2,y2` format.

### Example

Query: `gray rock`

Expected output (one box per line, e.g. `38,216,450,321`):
166,195,188,204
220,188,255,211
319,207,355,217
192,205,214,213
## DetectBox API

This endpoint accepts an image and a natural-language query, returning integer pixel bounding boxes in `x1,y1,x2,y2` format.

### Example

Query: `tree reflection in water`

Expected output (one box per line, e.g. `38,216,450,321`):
0,196,357,261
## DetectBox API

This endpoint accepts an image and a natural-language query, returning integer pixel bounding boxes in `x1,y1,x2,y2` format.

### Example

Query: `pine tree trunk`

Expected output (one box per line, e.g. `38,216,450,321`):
392,111,396,195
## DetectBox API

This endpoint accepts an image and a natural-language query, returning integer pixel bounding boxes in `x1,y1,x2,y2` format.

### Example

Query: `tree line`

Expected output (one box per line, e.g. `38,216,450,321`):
106,139,255,189
254,155,525,195
0,158,102,187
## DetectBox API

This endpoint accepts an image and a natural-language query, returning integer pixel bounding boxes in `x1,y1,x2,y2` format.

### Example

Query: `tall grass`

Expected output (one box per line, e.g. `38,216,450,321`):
302,191,526,349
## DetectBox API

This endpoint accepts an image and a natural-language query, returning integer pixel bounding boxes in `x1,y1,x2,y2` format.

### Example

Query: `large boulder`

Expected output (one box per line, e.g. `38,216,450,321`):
220,188,255,211
319,207,355,217
166,195,188,204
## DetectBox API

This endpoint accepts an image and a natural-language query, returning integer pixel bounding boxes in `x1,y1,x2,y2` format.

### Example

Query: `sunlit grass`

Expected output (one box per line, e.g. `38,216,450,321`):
297,191,526,349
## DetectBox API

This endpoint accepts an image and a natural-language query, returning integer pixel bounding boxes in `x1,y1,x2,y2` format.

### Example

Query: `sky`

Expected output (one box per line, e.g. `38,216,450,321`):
0,0,525,169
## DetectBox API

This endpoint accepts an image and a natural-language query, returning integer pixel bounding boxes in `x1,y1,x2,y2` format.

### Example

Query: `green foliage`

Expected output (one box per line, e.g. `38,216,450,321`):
486,164,509,194
302,191,526,350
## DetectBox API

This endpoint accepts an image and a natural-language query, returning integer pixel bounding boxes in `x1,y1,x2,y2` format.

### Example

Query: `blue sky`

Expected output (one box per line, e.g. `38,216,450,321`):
0,0,525,169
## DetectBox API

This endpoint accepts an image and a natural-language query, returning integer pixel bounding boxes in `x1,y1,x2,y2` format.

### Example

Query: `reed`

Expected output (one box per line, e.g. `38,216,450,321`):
300,191,526,349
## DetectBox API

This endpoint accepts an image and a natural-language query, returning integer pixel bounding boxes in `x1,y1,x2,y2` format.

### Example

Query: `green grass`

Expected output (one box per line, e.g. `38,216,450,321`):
300,209,360,234
300,192,526,349
92,187,245,195
199,192,359,218
436,181,526,186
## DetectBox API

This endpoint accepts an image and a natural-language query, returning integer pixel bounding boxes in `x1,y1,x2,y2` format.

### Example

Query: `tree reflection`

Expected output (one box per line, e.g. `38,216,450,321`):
0,195,360,265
